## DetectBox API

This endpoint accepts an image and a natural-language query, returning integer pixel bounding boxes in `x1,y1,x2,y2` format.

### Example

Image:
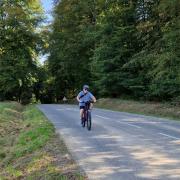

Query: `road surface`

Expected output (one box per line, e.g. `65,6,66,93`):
38,104,180,180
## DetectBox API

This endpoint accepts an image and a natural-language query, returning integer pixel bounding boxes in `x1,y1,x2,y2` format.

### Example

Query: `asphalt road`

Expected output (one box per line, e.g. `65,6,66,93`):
38,104,180,180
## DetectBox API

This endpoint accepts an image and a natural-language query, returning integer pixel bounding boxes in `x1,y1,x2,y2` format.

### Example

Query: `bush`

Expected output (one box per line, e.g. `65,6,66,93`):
171,96,180,106
21,90,32,105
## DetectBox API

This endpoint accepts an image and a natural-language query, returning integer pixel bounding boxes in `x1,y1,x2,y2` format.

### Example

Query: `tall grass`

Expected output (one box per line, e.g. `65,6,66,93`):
0,102,85,179
96,98,180,120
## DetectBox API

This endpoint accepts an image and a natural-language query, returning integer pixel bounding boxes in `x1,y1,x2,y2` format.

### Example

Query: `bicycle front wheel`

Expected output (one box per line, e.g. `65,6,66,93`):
82,118,85,127
82,111,87,128
87,111,91,131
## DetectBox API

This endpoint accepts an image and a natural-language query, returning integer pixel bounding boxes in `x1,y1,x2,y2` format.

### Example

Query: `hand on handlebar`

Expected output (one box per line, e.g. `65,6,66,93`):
81,100,94,103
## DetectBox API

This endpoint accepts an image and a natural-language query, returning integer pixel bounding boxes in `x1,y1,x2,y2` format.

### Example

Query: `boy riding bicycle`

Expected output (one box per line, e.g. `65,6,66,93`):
76,85,96,124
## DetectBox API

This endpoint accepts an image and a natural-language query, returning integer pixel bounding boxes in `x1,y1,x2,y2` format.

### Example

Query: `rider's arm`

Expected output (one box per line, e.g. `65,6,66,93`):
77,95,80,102
92,95,96,103
89,92,96,103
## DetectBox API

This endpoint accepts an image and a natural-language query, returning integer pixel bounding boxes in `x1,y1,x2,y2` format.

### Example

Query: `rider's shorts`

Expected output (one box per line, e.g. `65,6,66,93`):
80,106,85,109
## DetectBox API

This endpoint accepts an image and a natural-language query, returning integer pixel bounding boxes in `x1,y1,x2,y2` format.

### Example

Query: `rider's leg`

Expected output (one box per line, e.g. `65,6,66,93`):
80,109,84,119
80,107,85,123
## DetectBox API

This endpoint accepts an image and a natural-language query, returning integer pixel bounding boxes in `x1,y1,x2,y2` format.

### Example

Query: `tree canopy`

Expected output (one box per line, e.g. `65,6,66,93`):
1,0,180,103
0,0,43,103
47,0,180,102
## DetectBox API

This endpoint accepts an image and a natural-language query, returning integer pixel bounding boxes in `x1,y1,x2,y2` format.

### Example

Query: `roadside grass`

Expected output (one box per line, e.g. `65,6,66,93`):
0,102,86,180
95,98,180,121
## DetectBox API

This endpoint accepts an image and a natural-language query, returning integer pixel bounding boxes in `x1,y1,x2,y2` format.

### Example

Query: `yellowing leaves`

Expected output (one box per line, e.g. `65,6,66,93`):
0,48,5,55
27,0,43,13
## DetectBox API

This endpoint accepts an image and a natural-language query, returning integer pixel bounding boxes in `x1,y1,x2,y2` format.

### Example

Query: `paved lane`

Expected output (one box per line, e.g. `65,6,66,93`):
38,104,180,180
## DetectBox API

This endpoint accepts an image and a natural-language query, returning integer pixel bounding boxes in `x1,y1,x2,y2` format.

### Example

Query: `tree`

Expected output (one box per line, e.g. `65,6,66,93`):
91,0,139,97
47,0,180,102
48,0,97,98
0,0,43,103
126,0,180,100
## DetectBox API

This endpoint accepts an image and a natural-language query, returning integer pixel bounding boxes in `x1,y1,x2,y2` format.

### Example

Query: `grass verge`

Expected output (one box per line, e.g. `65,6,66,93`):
0,102,86,180
95,98,180,121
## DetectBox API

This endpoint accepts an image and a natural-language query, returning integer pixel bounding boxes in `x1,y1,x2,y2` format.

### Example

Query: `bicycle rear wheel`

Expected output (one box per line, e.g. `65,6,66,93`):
87,111,91,131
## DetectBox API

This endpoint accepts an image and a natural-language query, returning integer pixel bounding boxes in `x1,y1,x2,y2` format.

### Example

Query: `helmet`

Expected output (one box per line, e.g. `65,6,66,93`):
83,85,89,90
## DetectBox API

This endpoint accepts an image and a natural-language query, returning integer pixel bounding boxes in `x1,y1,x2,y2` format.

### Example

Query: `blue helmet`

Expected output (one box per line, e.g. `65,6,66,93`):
83,85,89,90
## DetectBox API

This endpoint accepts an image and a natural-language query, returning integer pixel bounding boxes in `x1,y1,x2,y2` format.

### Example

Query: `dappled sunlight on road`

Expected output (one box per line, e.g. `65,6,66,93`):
139,168,180,179
130,146,178,165
72,128,180,179
127,146,180,178
39,104,180,179
172,140,180,145
86,166,133,179
79,151,134,179
82,152,121,163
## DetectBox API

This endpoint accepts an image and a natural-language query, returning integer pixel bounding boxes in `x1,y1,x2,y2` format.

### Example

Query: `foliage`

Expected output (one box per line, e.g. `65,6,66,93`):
48,0,97,99
48,0,180,102
0,0,43,103
1,0,180,103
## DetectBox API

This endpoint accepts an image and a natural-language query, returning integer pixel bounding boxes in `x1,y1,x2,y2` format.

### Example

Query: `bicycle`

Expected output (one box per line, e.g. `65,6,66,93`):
82,101,92,131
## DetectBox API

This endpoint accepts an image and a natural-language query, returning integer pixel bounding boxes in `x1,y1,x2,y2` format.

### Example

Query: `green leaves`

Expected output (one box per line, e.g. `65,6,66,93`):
2,0,178,102
0,0,43,103
48,0,97,98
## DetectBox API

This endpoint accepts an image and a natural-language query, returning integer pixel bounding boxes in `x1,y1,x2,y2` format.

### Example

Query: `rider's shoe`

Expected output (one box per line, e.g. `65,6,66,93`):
81,118,85,127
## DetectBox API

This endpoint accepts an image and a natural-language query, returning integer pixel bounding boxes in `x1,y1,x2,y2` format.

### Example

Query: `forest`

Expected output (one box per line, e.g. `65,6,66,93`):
1,0,180,104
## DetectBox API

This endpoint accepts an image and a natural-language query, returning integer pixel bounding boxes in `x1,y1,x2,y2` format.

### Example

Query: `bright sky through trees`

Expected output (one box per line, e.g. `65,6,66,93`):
41,0,53,23
40,0,54,63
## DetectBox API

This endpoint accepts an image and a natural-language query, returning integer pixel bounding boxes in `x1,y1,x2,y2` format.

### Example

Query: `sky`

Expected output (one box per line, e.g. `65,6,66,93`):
41,0,54,24
40,0,54,63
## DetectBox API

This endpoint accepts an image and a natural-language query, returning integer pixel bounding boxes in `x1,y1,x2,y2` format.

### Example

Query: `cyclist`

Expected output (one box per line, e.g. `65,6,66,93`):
77,85,96,124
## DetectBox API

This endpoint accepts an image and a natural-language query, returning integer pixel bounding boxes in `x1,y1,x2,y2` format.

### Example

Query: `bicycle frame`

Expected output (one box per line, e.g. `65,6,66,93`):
83,102,90,121
82,101,92,130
